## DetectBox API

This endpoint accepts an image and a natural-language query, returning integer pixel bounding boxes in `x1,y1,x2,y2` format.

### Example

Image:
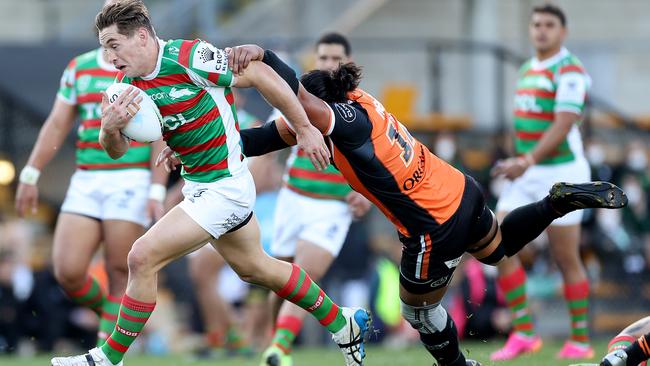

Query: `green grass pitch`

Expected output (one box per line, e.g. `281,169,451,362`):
0,339,609,366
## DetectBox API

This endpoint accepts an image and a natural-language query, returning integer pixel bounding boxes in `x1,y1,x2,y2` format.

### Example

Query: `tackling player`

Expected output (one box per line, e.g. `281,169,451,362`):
51,1,370,366
214,44,627,366
600,316,650,366
15,0,167,347
260,32,372,366
490,4,595,361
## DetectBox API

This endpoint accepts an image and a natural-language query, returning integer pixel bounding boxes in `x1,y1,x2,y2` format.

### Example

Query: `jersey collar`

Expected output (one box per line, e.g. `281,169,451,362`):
141,38,166,80
530,47,569,70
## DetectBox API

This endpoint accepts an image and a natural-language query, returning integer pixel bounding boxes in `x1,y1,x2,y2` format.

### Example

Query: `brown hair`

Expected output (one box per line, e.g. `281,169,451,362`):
95,0,155,37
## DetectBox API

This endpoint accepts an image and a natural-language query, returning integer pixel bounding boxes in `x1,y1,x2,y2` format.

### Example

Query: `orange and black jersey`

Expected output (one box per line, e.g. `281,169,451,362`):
264,89,467,238
317,89,466,237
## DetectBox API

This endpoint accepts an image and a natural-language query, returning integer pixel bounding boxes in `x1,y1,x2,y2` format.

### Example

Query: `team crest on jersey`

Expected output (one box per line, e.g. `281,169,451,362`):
334,103,356,123
169,87,195,100
193,42,228,75
168,46,180,56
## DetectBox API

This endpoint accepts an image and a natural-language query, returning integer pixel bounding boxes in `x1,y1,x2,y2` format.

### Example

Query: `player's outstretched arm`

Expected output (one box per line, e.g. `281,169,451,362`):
228,46,336,135
98,87,141,159
15,98,76,217
232,60,330,170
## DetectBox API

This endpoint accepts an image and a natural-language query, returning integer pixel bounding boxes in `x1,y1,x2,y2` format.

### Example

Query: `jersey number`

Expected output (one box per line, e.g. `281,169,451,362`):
386,118,415,166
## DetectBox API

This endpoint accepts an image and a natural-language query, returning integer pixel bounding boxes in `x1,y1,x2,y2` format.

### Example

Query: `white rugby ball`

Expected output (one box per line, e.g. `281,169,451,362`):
105,83,163,143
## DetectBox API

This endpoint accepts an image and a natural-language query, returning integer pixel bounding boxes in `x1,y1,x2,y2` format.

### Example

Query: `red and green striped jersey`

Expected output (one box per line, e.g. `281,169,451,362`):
119,39,243,183
285,147,352,200
58,48,151,170
513,48,590,165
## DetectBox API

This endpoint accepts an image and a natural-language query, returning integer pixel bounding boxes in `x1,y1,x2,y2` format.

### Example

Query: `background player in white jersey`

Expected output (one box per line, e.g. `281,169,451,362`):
260,32,372,366
14,0,167,346
490,4,594,361
51,1,370,366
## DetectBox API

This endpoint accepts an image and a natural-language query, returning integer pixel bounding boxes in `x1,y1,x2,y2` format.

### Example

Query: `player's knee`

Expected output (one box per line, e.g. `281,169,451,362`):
234,267,262,285
53,265,86,290
401,301,448,334
475,243,506,266
127,237,156,275
229,259,264,285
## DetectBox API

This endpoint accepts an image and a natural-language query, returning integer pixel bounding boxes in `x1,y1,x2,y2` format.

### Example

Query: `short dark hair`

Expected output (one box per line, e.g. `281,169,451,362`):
95,0,155,37
532,4,567,27
316,33,351,56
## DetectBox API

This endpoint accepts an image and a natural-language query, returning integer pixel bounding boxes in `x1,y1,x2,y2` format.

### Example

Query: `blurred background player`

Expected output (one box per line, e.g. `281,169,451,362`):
490,4,594,361
260,32,372,366
13,0,167,347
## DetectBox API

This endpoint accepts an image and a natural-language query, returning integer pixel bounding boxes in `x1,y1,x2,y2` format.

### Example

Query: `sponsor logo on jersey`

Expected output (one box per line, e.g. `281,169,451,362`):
162,113,196,131
193,43,229,75
444,256,462,269
334,103,356,123
403,146,426,191
150,91,167,101
96,80,114,90
429,275,449,288
169,87,195,100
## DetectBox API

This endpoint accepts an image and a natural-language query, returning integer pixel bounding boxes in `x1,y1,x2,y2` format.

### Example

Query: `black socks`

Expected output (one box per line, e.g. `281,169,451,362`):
500,197,561,257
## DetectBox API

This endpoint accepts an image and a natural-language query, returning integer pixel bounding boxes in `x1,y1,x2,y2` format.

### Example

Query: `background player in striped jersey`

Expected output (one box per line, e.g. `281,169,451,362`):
489,4,595,361
260,32,372,366
14,0,167,347
205,44,626,366
51,1,370,366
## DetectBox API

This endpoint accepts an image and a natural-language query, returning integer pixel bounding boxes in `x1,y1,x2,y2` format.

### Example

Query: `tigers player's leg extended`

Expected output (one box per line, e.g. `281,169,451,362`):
399,177,626,366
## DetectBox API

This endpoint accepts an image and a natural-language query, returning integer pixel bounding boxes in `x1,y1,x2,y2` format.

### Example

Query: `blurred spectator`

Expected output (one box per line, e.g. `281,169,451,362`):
449,258,510,341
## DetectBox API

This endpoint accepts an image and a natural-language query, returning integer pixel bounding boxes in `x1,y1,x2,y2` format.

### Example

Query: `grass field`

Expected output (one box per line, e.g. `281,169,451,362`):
0,340,609,366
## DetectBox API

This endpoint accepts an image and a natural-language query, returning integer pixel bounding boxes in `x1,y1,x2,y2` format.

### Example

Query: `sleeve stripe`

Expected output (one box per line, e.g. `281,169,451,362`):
178,39,199,67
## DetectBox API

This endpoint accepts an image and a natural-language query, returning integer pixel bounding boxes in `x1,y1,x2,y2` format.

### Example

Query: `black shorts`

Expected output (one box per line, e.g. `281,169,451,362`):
399,175,494,294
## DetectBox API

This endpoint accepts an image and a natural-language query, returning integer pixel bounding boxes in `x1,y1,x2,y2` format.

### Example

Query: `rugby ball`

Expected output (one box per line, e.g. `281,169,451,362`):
105,83,163,143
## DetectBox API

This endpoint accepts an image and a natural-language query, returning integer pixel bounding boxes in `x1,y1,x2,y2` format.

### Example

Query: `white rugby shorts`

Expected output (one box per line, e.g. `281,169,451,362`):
271,187,352,257
179,170,256,239
61,169,151,227
496,157,591,226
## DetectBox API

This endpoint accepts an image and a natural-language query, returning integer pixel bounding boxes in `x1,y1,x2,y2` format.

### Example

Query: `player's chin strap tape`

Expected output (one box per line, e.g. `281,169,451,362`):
262,50,299,95
401,301,447,335
239,121,290,157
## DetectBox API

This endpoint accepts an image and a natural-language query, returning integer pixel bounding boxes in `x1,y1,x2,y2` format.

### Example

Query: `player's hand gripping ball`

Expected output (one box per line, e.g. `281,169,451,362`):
105,83,163,142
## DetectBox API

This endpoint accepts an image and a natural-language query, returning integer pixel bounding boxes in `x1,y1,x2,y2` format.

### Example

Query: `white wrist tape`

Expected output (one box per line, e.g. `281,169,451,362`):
19,166,41,185
148,183,167,202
